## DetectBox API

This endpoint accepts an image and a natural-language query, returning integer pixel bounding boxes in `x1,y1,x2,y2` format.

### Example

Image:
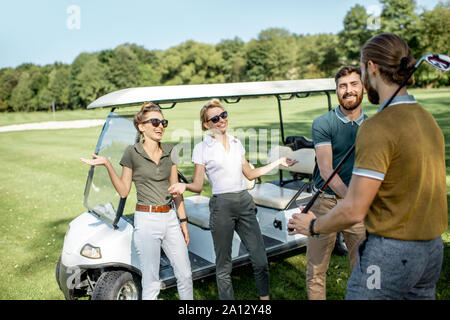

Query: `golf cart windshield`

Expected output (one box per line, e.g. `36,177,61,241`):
83,110,137,226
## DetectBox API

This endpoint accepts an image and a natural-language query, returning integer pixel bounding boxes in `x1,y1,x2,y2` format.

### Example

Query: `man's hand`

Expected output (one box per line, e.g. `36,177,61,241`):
287,208,317,236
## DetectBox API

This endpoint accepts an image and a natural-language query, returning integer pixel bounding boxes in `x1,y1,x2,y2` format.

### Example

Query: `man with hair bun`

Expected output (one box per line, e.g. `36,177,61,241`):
288,33,447,300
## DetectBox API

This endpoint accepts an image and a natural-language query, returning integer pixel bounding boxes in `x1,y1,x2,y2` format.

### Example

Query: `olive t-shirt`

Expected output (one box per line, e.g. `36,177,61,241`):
120,142,175,205
353,96,447,240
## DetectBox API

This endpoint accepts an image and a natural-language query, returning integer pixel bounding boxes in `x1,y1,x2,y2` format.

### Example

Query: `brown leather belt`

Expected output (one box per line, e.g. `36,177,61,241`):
136,203,173,213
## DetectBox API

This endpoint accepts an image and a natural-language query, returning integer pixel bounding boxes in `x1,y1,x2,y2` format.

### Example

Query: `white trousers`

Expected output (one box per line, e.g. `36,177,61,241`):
133,209,193,300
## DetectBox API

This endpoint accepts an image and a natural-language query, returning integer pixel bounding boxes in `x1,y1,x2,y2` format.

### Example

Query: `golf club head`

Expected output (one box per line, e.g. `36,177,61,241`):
420,54,450,72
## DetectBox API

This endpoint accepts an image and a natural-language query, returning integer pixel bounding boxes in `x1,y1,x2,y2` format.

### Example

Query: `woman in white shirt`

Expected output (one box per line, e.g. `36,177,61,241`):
169,99,296,300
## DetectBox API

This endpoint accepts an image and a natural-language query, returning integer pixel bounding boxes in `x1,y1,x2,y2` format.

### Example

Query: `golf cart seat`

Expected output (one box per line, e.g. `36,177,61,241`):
183,195,211,229
184,162,258,230
248,146,315,210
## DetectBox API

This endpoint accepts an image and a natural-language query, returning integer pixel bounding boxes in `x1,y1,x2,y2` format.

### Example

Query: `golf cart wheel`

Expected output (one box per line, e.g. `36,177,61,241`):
92,270,142,300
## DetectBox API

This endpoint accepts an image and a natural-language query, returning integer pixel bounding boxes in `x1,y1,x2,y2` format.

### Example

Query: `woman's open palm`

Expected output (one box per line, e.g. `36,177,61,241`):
80,154,108,166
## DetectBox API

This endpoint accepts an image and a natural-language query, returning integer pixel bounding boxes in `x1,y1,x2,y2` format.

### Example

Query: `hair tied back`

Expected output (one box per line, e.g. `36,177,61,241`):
400,57,409,71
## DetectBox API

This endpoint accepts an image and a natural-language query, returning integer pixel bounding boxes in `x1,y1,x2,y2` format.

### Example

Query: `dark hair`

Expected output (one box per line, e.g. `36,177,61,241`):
134,102,163,142
361,33,416,86
334,66,361,85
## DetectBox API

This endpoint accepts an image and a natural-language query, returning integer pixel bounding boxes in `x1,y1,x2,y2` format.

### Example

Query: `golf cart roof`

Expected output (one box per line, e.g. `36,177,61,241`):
87,78,336,109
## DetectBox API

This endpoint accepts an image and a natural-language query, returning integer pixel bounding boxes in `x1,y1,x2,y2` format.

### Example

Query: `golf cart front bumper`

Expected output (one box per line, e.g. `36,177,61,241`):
57,261,88,300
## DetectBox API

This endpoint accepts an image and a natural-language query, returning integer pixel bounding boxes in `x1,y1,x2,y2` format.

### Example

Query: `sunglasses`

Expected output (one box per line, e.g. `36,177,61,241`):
142,118,169,128
207,111,228,124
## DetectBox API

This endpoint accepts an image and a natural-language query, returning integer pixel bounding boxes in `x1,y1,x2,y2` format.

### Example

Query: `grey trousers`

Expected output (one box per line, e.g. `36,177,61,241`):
133,209,193,300
346,233,444,300
209,190,270,300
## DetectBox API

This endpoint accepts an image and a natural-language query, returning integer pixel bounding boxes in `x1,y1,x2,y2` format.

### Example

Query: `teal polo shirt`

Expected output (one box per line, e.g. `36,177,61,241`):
311,106,367,196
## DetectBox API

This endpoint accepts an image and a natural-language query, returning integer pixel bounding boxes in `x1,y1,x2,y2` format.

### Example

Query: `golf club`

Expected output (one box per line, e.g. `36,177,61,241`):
288,53,450,233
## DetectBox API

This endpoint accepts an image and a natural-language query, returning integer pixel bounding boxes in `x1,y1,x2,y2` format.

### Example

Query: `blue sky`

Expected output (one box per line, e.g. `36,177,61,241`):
0,0,441,69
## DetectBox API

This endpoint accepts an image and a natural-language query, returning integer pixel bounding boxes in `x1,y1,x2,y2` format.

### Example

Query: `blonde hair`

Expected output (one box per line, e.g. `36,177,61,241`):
361,33,416,86
134,102,163,142
200,98,225,131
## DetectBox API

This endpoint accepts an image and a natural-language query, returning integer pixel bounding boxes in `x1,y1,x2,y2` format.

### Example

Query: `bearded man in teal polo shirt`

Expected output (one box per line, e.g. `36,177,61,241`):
306,66,367,300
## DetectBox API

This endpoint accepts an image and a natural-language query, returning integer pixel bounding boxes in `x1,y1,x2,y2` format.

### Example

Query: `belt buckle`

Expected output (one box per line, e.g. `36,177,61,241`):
153,202,173,213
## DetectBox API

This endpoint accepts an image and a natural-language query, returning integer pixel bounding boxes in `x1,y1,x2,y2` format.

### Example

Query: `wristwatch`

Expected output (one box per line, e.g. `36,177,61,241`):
309,218,319,237
179,217,188,223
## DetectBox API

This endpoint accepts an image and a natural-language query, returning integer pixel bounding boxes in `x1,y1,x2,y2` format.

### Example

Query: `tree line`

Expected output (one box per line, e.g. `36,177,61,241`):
0,0,448,112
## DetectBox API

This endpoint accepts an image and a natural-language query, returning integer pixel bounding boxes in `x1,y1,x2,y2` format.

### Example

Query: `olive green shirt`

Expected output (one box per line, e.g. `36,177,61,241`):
120,142,175,206
353,96,447,241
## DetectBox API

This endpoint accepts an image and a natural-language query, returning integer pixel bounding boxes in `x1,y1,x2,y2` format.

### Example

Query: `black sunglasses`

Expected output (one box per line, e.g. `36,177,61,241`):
142,118,169,128
207,111,228,124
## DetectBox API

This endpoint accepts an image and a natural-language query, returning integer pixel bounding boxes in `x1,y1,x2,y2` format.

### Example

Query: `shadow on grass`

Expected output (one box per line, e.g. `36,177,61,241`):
158,247,310,300
18,217,72,277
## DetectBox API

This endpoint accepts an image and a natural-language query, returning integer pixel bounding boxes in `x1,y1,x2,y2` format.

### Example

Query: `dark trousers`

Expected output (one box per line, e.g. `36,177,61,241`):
209,190,270,300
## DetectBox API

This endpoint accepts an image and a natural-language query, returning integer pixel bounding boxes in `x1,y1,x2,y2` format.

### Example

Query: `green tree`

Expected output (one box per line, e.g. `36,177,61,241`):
38,65,71,110
69,53,114,109
245,28,297,81
105,45,140,90
134,47,163,86
296,33,342,79
0,68,20,111
420,1,450,56
137,63,162,87
160,41,225,85
216,37,246,82
380,0,421,56
10,71,34,111
338,4,374,64
417,1,450,87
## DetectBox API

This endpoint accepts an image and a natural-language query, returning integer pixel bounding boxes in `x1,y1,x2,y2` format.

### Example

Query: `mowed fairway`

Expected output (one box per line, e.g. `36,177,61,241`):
0,88,449,300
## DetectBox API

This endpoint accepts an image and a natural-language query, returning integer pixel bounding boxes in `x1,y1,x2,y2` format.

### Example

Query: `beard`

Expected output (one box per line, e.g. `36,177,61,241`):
338,91,363,111
363,72,380,105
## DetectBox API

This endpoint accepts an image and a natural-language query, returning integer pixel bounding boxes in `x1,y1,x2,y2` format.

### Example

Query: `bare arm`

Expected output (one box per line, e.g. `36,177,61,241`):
315,144,348,198
242,156,297,181
80,154,132,198
170,165,189,245
288,174,381,235
168,163,205,195
170,165,186,216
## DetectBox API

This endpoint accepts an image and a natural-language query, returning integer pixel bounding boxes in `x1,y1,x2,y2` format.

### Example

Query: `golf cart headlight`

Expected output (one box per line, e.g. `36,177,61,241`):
80,244,102,259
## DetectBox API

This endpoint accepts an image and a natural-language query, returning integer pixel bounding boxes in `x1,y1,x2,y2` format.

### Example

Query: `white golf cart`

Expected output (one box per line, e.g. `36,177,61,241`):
56,78,345,300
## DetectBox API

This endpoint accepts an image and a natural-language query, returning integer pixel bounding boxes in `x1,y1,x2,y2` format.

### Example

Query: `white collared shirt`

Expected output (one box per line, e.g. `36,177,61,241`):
192,133,247,195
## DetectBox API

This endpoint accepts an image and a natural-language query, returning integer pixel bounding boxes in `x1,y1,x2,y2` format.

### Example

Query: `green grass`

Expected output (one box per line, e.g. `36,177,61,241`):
0,88,449,300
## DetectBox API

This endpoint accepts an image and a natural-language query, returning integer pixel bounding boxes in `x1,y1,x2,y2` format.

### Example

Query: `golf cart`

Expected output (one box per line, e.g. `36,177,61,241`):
56,78,341,300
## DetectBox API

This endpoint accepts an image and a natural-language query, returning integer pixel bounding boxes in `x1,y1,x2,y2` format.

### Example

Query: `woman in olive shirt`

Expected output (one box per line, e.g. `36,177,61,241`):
81,103,193,300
